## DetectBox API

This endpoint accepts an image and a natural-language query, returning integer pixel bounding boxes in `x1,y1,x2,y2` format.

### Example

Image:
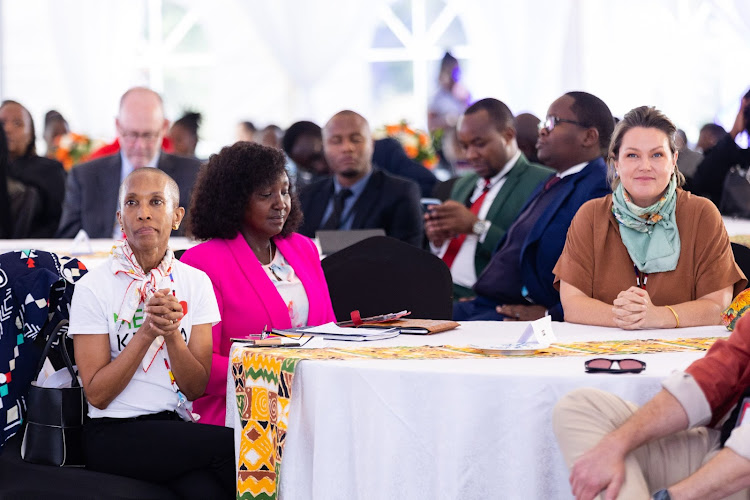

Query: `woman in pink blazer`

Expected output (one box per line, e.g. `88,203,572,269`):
180,142,335,426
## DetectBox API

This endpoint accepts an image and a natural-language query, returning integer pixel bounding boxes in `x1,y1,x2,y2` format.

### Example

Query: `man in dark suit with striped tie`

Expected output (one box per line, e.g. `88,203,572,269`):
298,110,423,247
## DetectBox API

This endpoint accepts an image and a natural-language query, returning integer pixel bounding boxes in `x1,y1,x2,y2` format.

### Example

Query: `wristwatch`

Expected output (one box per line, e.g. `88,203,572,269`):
652,489,671,500
472,219,491,237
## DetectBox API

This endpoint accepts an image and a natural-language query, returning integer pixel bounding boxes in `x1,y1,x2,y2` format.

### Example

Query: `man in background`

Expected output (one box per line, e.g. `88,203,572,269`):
691,91,750,211
57,87,200,238
298,110,423,247
514,112,541,164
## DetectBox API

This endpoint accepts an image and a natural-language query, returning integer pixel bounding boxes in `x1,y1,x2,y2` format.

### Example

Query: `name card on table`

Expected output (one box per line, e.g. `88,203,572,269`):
471,316,557,355
515,316,557,348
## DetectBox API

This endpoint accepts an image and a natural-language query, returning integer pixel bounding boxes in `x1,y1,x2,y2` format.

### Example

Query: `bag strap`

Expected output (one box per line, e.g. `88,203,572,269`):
34,319,79,388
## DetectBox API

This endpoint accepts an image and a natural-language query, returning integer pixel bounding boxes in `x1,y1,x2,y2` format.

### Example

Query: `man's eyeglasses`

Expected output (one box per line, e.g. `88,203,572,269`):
584,358,646,374
120,130,162,142
539,116,590,133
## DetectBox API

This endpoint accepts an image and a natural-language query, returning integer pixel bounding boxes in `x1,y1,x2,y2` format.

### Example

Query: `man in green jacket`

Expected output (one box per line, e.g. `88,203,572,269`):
425,98,551,298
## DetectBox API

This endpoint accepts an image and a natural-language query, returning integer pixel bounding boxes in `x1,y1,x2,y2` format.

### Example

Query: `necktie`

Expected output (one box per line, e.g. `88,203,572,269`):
323,188,353,230
442,180,490,269
544,175,561,191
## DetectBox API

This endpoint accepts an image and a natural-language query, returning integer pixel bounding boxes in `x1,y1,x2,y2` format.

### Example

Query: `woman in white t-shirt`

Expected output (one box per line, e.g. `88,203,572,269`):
69,168,234,499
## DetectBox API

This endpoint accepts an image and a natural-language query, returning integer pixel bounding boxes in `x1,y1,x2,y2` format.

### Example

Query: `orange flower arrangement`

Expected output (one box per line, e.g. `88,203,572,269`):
375,121,438,169
53,132,104,171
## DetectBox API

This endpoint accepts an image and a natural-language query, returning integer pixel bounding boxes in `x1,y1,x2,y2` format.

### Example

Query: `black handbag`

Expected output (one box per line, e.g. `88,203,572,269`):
21,319,86,467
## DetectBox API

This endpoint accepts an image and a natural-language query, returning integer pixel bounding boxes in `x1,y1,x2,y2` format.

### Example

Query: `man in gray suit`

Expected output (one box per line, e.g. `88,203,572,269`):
56,87,201,238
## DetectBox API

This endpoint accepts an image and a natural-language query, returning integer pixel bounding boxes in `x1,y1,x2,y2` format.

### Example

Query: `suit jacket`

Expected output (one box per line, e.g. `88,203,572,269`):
56,152,201,238
179,232,335,425
476,157,609,320
8,155,66,237
450,154,552,279
299,167,424,247
373,138,437,198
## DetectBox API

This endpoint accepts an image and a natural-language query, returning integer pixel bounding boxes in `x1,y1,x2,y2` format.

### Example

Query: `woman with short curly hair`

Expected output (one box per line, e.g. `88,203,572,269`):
180,141,335,426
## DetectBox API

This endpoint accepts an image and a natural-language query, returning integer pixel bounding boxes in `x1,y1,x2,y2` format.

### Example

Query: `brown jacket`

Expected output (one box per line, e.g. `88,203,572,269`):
554,189,746,306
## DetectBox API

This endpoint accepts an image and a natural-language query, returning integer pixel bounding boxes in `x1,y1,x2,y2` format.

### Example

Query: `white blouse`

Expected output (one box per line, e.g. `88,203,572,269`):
262,248,310,327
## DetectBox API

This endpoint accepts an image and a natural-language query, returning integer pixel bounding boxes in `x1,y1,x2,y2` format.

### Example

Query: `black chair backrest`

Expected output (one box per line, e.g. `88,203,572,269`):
321,236,454,321
732,242,750,289
7,179,43,238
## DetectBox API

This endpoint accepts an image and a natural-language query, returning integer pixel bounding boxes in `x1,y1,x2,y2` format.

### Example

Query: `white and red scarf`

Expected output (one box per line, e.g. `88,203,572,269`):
111,240,174,371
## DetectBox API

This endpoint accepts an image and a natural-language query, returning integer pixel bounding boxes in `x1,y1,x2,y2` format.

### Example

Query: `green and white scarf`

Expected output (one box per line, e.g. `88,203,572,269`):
611,175,680,273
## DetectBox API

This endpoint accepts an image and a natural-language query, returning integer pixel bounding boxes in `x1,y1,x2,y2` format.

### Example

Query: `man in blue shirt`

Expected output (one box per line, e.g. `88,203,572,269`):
298,110,423,247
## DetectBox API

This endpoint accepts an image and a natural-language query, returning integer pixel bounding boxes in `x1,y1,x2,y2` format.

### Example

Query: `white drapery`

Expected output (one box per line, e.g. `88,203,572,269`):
2,0,749,149
240,0,379,118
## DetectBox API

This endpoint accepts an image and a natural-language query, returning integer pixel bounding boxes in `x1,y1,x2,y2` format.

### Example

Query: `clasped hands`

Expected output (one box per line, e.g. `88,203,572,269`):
142,288,184,339
612,286,658,330
424,201,478,247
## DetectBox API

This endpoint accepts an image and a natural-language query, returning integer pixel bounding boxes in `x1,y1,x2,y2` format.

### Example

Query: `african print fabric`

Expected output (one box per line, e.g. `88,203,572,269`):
232,351,301,500
231,336,721,498
722,288,750,330
0,250,87,452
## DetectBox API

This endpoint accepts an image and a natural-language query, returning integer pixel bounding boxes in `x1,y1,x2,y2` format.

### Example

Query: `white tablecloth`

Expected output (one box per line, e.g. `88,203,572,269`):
0,237,198,269
228,321,727,500
723,216,750,236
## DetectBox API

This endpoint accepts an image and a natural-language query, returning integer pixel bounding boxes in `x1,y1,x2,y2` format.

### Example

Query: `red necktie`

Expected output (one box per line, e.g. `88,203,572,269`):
442,181,490,269
544,175,561,191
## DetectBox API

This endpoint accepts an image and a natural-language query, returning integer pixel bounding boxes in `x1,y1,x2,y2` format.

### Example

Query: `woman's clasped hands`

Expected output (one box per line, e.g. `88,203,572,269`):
611,286,657,330
143,287,184,338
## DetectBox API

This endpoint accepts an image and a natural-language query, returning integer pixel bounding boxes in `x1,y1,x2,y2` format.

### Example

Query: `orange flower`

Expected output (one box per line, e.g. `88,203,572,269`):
404,145,418,157
375,121,438,170
385,125,400,135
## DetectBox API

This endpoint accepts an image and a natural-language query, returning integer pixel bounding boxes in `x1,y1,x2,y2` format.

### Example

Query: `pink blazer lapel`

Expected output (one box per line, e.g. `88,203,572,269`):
225,233,292,329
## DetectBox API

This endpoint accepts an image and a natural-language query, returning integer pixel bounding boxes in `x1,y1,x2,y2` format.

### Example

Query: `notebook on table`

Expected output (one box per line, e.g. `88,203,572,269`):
365,318,459,335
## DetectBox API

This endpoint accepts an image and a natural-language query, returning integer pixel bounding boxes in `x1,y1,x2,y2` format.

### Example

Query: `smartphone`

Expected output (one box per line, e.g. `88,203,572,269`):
420,197,442,213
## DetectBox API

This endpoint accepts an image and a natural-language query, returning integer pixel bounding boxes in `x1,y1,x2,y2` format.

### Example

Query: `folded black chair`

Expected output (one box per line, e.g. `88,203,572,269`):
321,235,454,321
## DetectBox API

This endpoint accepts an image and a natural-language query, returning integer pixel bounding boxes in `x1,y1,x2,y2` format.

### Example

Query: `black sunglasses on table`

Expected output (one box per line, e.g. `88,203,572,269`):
585,358,646,374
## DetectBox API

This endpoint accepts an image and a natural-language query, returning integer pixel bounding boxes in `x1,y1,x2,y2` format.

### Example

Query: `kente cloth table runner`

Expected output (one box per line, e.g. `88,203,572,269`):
231,336,719,499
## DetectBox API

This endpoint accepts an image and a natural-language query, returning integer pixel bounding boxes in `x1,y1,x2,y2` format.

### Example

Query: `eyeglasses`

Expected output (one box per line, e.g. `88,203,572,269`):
539,116,590,133
584,358,646,374
120,130,162,142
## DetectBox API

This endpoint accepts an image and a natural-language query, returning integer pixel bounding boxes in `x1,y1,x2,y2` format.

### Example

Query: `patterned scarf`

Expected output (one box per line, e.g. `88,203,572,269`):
111,240,174,370
612,175,680,273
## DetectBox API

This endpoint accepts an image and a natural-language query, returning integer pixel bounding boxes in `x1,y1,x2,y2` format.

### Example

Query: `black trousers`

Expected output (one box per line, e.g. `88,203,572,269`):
83,412,235,499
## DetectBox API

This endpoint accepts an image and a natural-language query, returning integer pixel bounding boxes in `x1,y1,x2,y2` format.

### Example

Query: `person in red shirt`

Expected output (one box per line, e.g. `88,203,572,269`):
554,313,750,500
